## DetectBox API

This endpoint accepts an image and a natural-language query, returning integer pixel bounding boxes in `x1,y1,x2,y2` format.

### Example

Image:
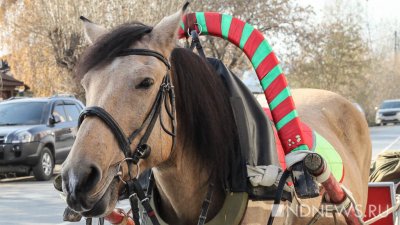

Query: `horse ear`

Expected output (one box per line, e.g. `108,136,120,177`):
150,2,189,52
80,16,108,45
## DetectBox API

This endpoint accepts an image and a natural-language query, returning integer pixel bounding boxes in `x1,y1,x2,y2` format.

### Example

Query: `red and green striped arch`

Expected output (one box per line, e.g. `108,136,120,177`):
178,12,309,154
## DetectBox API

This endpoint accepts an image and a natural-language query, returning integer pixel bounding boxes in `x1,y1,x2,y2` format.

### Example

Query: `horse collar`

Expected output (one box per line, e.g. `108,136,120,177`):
149,188,249,225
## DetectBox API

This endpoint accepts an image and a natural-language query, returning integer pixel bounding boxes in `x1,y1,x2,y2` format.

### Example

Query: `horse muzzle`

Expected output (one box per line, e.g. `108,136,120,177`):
61,163,109,214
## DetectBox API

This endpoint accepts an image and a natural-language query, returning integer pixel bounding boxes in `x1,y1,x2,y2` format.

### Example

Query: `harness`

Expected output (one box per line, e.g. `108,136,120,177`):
78,48,175,225
77,47,218,225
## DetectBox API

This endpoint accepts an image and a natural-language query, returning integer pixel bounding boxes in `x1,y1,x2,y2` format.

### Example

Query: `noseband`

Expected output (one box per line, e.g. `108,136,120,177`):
77,49,175,225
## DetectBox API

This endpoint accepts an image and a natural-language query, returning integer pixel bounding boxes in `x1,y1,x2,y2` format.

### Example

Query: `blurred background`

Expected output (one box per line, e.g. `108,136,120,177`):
0,0,399,124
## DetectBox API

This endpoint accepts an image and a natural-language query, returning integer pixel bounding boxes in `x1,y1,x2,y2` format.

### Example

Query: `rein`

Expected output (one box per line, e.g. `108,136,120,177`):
78,48,175,225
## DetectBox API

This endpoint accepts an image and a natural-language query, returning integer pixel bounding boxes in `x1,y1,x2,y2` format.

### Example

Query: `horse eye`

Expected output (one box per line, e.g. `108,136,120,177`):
136,78,154,89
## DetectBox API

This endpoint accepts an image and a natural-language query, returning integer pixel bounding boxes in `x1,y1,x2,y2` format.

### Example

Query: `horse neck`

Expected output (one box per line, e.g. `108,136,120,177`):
152,144,225,225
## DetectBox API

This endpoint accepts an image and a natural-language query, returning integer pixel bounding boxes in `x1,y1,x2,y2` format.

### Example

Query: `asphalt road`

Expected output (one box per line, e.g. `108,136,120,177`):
0,169,129,225
370,124,400,159
0,124,399,225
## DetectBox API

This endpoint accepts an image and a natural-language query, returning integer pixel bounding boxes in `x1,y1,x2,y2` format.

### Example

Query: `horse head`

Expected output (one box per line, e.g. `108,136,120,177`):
61,7,185,217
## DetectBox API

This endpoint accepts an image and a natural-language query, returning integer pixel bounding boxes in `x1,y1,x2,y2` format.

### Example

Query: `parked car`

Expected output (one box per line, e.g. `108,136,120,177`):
375,99,400,126
0,96,84,180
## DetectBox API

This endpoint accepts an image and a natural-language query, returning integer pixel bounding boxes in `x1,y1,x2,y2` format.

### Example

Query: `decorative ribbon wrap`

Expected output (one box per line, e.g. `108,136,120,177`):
178,12,311,160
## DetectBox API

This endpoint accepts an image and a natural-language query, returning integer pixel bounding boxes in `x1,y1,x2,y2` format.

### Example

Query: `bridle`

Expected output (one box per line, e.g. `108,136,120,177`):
77,45,214,225
77,48,175,225
78,48,175,162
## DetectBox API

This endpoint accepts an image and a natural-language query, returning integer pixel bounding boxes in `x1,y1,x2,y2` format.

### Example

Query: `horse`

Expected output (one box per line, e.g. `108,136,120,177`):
61,6,372,225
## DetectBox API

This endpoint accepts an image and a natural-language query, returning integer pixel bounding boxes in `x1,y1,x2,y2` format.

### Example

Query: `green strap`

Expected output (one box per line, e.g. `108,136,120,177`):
251,40,272,69
239,23,254,49
269,87,291,110
195,12,208,34
260,65,283,90
221,14,232,39
276,110,298,130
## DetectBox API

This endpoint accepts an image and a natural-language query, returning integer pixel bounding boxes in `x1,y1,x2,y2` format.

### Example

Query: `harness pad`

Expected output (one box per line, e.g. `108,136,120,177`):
312,132,344,182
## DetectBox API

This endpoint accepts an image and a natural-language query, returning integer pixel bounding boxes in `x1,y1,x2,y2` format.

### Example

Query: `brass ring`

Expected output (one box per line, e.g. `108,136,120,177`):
116,158,140,184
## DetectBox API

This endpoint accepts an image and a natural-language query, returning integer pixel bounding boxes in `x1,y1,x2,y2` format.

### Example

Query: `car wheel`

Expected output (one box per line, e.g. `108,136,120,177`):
33,147,54,181
381,122,387,126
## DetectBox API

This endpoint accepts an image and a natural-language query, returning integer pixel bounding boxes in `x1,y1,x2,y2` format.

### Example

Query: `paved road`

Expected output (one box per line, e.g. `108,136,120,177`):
0,170,129,225
0,125,399,225
370,124,400,159
0,176,77,225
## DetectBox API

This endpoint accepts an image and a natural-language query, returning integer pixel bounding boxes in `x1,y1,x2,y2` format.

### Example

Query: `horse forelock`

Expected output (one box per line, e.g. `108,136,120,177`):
75,22,153,80
170,48,238,187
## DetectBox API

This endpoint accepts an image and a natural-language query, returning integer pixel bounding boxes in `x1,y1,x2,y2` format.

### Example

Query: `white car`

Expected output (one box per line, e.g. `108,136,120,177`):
375,99,400,126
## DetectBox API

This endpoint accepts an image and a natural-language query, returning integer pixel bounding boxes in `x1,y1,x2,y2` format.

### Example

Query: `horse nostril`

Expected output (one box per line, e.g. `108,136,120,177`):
83,165,102,192
63,164,102,197
62,164,102,211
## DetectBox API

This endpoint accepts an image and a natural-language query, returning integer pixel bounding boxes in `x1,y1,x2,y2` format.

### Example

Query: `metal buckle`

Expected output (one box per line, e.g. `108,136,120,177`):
136,144,151,159
136,147,146,158
161,82,174,92
116,158,140,184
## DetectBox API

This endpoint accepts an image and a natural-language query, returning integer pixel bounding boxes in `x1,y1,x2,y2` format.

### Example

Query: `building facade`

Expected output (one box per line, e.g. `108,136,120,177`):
0,60,28,100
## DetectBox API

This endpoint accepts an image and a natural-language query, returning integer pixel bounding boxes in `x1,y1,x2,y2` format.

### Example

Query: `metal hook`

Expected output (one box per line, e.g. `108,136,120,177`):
187,23,203,36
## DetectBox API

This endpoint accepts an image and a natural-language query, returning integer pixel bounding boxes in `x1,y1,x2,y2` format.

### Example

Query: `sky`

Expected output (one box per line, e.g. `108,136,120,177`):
300,0,400,31
298,0,399,53
360,0,399,22
301,0,400,22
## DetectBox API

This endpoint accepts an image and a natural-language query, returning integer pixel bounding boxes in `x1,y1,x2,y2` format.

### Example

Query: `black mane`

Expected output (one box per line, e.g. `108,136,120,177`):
76,22,152,79
170,48,237,188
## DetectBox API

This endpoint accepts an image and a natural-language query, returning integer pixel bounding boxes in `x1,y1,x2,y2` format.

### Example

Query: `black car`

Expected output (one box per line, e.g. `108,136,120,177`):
0,96,84,180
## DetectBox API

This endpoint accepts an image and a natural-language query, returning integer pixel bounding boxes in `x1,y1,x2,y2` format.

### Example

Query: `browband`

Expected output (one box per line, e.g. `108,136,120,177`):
119,49,171,70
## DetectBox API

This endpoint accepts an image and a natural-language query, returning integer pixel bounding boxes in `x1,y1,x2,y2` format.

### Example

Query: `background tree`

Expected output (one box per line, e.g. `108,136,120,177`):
0,0,312,98
1,0,182,98
1,0,399,124
286,0,400,123
287,0,375,121
191,0,313,73
289,11,371,96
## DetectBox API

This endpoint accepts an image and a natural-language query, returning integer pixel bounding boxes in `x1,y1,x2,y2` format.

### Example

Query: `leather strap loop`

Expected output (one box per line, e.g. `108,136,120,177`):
127,179,160,225
78,107,131,157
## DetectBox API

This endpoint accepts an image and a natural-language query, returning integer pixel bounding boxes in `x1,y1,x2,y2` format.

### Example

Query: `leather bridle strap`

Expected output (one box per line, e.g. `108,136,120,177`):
119,49,171,70
127,178,159,224
130,75,176,153
78,107,132,157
